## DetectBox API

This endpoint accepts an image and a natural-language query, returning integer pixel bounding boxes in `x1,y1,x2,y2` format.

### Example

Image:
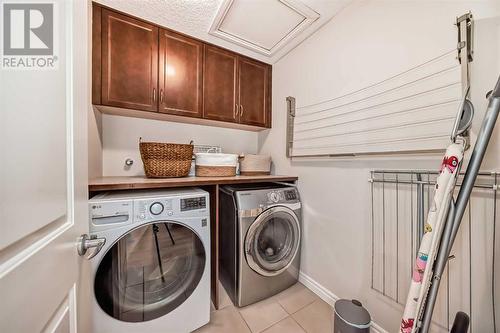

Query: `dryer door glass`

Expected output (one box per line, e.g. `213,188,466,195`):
94,222,206,322
245,207,300,276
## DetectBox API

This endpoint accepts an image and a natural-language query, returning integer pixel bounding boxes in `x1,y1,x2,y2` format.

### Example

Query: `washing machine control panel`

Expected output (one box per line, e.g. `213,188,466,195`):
136,199,172,221
135,195,208,221
88,200,133,233
149,202,164,215
180,196,207,211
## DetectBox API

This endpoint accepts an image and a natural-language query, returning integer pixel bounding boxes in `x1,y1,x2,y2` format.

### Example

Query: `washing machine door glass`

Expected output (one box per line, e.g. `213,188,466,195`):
94,221,205,322
245,206,300,276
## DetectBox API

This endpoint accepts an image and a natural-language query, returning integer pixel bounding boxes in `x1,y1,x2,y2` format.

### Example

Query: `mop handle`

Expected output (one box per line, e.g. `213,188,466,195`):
492,76,500,97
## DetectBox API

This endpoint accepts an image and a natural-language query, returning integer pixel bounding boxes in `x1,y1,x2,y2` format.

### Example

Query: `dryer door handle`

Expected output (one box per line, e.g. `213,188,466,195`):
77,234,106,259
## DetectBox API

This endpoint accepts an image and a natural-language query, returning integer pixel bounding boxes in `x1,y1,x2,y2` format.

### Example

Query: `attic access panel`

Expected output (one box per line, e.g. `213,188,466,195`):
209,0,319,56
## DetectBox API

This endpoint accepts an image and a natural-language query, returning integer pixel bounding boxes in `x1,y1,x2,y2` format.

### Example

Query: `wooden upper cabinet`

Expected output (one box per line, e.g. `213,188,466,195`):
203,45,238,123
101,9,158,111
92,5,271,129
238,57,270,127
159,29,203,117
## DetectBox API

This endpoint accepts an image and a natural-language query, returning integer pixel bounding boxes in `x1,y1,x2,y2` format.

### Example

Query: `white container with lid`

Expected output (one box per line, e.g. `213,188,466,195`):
194,153,239,177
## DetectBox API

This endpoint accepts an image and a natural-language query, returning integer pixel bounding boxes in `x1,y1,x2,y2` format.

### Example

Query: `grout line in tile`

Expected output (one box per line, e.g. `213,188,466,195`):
255,302,290,333
235,306,255,333
290,300,323,333
265,315,303,333
255,314,291,333
290,315,309,333
237,301,290,333
277,295,318,315
220,302,231,310
275,301,288,315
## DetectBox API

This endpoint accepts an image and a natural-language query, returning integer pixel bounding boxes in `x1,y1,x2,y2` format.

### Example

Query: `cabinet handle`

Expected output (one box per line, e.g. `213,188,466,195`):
240,105,244,117
153,88,156,102
234,104,238,119
160,89,164,104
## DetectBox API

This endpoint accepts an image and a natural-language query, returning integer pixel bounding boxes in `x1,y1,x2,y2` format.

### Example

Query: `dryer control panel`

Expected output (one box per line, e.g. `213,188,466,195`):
267,188,299,203
284,189,298,200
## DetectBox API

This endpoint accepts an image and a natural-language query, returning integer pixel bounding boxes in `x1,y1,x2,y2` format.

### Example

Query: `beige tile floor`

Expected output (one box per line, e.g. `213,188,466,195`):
194,282,334,333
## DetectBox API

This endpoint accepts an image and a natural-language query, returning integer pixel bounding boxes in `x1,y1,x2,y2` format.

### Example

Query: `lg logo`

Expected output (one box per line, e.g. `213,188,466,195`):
2,2,57,69
3,3,53,55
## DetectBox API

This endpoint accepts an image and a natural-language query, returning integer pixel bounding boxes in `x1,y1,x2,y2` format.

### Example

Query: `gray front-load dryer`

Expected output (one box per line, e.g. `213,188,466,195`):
219,183,302,307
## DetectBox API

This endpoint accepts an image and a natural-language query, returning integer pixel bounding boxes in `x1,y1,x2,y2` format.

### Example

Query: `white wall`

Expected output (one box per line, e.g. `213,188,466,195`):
101,114,259,176
259,1,500,331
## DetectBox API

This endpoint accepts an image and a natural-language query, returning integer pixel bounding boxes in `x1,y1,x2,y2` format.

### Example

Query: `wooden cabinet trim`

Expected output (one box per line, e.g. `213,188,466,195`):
92,5,102,105
266,67,272,128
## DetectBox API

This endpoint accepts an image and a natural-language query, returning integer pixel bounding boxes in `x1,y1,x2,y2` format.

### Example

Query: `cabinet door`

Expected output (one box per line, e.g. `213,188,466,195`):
101,9,158,111
159,30,203,117
238,57,271,127
203,46,238,122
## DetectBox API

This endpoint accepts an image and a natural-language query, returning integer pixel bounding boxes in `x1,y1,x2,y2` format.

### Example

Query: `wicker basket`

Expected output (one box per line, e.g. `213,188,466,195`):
239,154,271,175
139,140,193,178
195,165,236,177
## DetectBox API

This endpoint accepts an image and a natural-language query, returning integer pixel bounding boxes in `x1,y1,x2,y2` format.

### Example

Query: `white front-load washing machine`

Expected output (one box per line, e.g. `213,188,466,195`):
88,188,210,333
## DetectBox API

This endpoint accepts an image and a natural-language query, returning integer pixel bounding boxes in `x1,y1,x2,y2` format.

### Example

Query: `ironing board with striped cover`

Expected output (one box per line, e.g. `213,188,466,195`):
400,141,465,333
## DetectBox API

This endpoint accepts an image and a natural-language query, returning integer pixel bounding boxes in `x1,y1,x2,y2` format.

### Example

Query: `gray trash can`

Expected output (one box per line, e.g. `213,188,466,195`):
334,299,371,333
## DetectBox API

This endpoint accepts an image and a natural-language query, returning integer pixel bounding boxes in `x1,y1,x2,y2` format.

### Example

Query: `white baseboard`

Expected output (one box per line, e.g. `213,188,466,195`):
298,271,337,307
298,271,389,333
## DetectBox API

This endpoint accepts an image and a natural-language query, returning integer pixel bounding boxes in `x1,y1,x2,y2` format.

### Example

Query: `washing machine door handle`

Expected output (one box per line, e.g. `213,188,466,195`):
77,234,106,259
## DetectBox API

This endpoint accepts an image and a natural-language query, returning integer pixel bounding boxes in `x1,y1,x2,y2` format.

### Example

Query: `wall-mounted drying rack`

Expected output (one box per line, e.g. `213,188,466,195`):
285,13,474,158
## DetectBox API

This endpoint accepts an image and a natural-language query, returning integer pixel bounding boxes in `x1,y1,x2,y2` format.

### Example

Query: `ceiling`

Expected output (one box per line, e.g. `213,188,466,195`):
210,0,321,57
94,0,352,64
